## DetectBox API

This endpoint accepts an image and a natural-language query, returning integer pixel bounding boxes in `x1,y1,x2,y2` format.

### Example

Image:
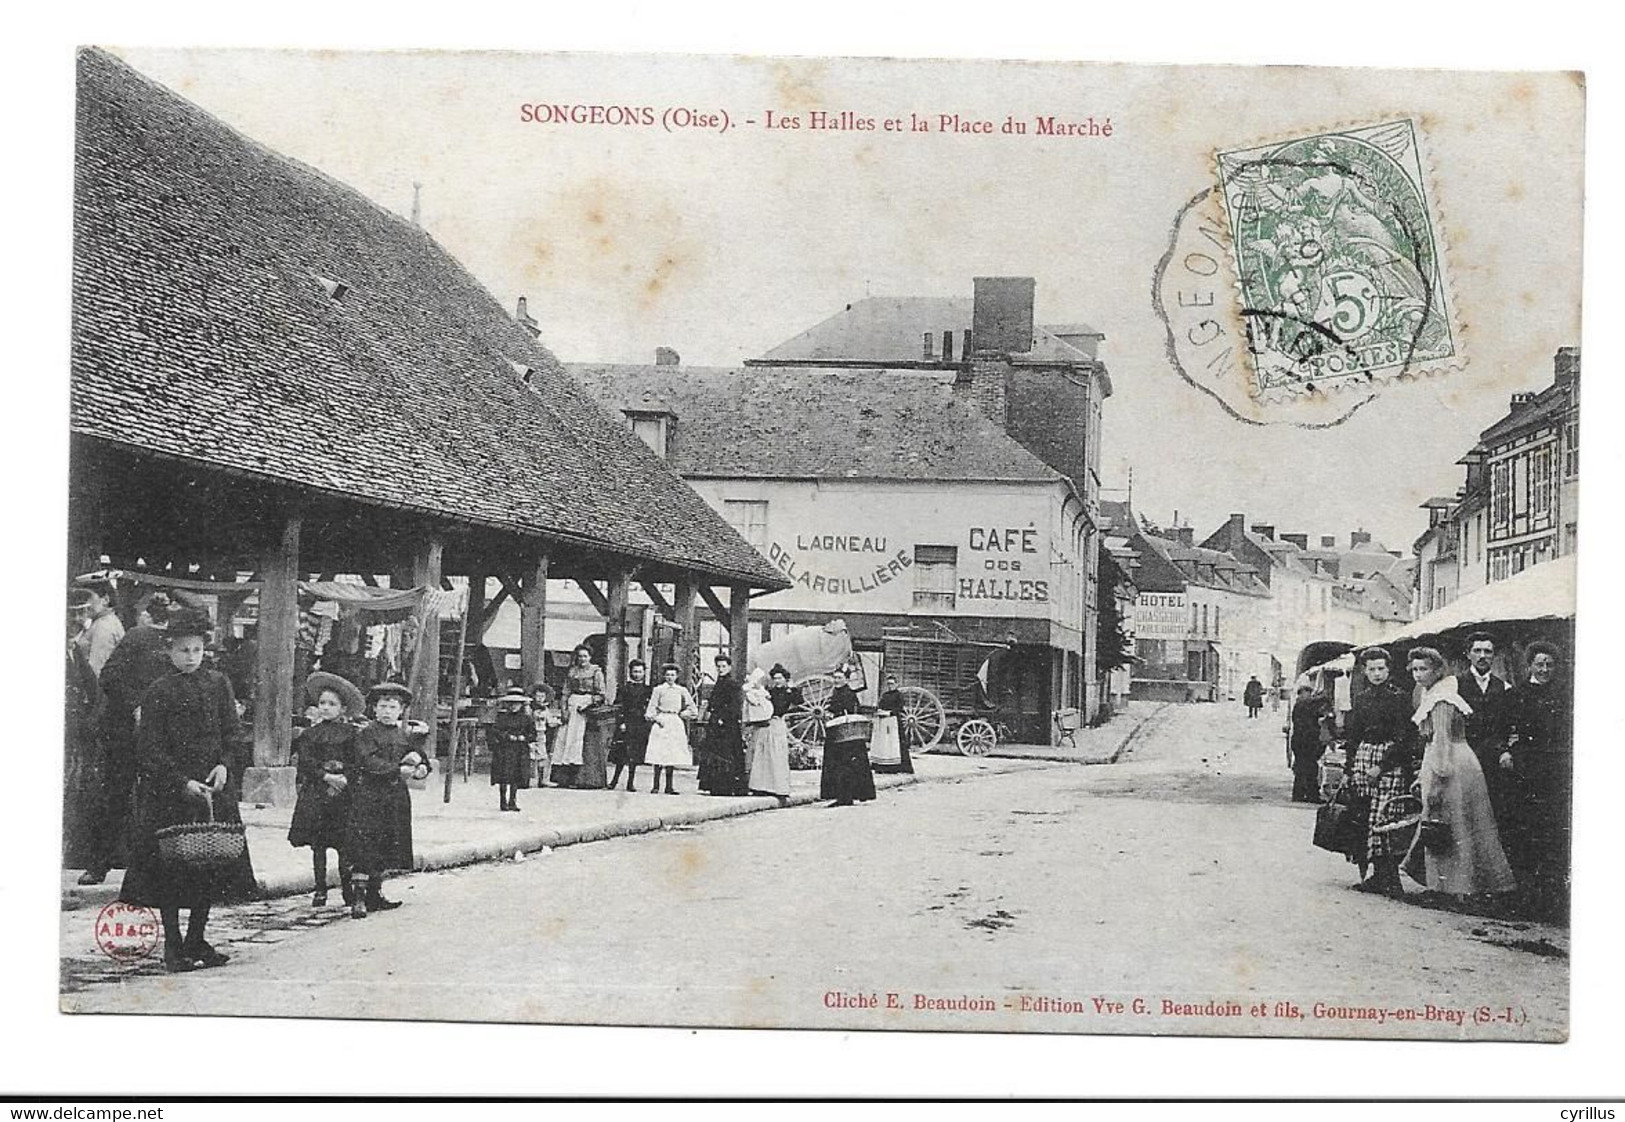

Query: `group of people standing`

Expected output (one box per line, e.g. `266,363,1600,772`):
288,675,431,923
1297,633,1572,919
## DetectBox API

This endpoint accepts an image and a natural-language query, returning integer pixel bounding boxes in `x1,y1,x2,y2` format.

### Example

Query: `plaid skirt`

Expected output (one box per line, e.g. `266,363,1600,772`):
1348,741,1413,858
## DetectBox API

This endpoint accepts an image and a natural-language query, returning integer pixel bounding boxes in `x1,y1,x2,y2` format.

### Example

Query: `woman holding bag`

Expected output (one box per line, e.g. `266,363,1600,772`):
554,646,605,788
1401,646,1516,902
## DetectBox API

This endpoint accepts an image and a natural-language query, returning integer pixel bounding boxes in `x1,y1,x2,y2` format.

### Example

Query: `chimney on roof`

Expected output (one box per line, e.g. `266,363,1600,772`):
1174,527,1195,548
1509,391,1537,411
1281,533,1309,550
1250,523,1275,541
514,296,540,340
1554,345,1580,388
1219,513,1245,545
655,347,681,366
1350,529,1372,548
922,332,934,360
1320,535,1336,548
942,330,955,364
972,277,1036,355
963,277,1034,429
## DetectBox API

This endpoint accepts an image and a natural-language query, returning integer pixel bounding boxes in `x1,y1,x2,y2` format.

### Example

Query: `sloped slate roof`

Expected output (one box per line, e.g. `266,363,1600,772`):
758,296,1101,365
71,49,784,589
1479,383,1571,448
568,364,1060,482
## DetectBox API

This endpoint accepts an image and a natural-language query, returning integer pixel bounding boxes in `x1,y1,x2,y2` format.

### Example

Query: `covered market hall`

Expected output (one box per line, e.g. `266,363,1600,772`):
67,48,788,808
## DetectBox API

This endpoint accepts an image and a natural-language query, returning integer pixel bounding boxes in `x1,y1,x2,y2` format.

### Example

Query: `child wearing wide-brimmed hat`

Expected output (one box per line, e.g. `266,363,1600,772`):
489,688,536,811
344,681,428,919
288,671,365,907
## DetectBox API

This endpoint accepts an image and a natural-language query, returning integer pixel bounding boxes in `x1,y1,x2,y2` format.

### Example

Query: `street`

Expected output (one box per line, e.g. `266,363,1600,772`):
60,703,1567,1039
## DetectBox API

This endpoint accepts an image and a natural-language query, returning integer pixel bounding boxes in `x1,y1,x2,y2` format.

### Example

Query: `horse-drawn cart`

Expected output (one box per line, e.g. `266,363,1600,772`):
750,620,1015,757
880,626,1012,756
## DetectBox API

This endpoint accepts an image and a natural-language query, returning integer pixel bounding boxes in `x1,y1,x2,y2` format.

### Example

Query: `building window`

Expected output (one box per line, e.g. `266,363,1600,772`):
1214,605,1221,638
1201,604,1209,636
1475,513,1484,563
1490,460,1512,538
721,500,768,551
912,545,958,610
1564,418,1580,478
625,412,670,458
1531,443,1555,527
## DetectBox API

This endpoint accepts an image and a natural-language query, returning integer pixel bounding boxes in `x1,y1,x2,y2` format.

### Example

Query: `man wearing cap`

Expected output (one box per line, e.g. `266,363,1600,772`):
699,654,749,796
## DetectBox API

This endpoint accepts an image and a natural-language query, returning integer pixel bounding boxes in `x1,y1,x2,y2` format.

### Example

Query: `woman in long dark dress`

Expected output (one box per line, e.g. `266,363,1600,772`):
345,682,428,918
700,654,750,796
1507,641,1572,920
820,667,876,806
1340,647,1416,897
609,660,654,792
118,608,257,973
489,689,536,812
872,674,914,775
287,673,362,907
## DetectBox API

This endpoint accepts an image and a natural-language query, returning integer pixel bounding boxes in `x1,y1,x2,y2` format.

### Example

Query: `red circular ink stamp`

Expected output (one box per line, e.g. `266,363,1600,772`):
95,901,159,963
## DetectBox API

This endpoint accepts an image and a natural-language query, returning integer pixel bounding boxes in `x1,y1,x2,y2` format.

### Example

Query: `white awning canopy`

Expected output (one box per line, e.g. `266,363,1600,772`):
1390,555,1577,642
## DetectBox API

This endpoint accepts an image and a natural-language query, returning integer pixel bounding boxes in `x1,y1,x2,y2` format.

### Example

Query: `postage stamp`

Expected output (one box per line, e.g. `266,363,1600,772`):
1215,120,1458,402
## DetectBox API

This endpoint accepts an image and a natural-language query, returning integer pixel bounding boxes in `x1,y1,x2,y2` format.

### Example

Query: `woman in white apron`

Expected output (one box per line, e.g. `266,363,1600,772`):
554,646,605,787
870,673,911,773
644,663,698,795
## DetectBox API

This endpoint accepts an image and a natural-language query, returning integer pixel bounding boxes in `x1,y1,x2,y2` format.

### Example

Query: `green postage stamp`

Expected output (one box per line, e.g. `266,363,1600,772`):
1217,120,1458,401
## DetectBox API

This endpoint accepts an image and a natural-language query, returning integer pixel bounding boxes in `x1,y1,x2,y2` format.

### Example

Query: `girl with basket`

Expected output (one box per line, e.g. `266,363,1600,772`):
287,672,363,907
345,682,429,919
118,608,256,973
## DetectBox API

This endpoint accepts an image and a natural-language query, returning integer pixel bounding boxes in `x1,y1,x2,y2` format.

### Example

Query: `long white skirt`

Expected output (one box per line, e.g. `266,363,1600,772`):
554,693,592,766
748,719,791,796
870,711,902,767
644,713,693,767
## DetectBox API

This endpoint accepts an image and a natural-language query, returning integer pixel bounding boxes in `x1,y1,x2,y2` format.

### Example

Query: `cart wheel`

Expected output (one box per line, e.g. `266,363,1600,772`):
956,718,997,756
786,677,834,753
897,686,946,752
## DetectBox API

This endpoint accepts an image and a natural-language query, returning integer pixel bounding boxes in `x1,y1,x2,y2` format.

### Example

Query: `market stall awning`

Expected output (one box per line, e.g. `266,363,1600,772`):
1389,555,1577,642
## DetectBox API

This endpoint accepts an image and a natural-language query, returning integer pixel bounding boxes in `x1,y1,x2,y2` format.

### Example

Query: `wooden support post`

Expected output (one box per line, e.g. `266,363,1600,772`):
604,569,631,702
673,577,698,692
482,583,513,633
409,537,444,724
640,579,674,619
520,554,550,690
697,584,730,626
728,583,751,674
574,577,610,617
249,515,300,803
466,571,487,643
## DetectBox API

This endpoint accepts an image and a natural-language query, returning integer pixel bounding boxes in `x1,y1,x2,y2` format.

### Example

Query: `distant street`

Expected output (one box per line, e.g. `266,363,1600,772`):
63,704,1566,1039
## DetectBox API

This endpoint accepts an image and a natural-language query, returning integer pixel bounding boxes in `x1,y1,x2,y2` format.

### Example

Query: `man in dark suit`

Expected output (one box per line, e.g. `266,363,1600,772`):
1455,632,1516,837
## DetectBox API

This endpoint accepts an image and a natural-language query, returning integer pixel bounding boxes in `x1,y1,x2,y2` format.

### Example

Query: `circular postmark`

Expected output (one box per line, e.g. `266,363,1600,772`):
95,901,159,963
1154,121,1456,428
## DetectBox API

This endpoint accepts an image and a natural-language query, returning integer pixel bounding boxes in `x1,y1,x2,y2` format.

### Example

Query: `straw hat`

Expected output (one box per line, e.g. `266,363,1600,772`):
304,671,366,717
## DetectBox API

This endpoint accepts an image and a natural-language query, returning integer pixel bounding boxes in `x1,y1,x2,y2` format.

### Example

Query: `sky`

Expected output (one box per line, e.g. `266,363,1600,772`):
113,47,1585,554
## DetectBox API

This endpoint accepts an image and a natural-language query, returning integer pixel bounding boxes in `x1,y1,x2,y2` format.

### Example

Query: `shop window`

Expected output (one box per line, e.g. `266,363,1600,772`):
1530,443,1554,524
913,545,957,609
721,499,769,551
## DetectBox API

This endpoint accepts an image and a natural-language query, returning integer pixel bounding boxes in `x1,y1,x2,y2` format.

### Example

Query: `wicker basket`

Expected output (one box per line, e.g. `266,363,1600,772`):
155,792,246,869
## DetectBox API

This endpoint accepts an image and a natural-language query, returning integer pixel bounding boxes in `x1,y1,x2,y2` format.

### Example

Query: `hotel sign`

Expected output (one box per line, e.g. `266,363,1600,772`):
1135,591,1188,640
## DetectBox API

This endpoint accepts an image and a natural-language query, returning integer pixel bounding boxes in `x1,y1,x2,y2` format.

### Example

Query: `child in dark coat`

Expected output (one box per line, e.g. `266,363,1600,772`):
288,673,363,906
344,682,428,919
